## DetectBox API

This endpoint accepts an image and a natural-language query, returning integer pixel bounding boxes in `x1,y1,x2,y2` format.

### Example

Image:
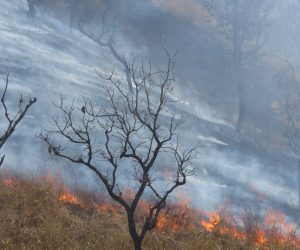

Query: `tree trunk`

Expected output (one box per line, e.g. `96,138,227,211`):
133,239,142,250
232,49,245,132
233,58,245,133
232,4,245,133
236,79,245,133
127,212,143,250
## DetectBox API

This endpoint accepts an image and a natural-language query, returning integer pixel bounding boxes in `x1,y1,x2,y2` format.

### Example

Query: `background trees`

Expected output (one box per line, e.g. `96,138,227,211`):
277,64,300,209
277,0,300,211
77,7,134,91
39,54,198,250
202,0,273,132
0,74,36,167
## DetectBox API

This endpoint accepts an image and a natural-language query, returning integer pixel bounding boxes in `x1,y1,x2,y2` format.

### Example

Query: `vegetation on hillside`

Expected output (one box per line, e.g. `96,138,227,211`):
0,173,299,250
2,1,299,249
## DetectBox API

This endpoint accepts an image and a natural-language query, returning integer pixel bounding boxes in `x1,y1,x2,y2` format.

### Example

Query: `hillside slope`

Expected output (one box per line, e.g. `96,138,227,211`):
0,175,299,250
0,0,298,228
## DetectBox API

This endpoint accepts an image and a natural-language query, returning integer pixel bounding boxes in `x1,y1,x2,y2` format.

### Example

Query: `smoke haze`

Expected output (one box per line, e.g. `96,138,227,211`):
1,0,300,228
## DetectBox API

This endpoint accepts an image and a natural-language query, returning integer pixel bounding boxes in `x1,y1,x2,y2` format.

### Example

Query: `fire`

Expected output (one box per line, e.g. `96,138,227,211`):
230,227,246,240
255,228,266,245
2,173,300,248
98,203,119,213
2,178,18,187
155,194,198,232
59,189,79,205
200,211,221,232
155,213,187,232
156,214,169,230
263,209,298,246
199,210,247,240
264,209,296,234
197,207,300,247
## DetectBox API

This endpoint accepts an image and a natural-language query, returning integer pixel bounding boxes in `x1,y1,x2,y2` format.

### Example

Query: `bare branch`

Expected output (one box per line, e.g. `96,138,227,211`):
78,9,133,91
0,74,37,167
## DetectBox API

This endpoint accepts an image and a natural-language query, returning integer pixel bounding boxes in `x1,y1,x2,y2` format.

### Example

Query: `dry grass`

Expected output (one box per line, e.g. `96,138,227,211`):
0,176,299,250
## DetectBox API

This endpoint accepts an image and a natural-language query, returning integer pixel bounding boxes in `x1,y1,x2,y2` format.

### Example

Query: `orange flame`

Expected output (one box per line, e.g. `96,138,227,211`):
155,193,198,232
2,178,18,187
59,189,79,205
156,214,169,230
255,228,266,245
98,203,119,213
264,209,296,234
200,211,221,232
264,209,298,246
5,174,300,248
197,207,300,247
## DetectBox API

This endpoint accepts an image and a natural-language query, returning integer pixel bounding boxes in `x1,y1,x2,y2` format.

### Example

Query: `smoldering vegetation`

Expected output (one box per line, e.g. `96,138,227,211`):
1,0,300,236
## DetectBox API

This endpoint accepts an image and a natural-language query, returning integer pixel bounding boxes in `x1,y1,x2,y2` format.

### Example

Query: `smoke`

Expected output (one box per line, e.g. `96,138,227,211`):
150,0,213,25
1,0,300,225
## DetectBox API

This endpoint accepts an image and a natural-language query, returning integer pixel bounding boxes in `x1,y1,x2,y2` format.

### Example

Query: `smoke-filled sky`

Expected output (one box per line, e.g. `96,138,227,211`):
1,0,300,227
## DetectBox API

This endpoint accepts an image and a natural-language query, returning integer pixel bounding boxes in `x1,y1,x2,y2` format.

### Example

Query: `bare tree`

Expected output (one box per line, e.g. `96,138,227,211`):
64,2,133,91
76,8,134,92
0,74,37,167
202,0,273,132
39,53,198,250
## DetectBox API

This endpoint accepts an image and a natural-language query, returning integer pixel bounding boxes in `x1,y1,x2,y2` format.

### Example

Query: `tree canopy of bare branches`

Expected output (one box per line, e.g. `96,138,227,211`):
202,0,273,132
39,53,198,250
77,8,133,92
0,74,37,167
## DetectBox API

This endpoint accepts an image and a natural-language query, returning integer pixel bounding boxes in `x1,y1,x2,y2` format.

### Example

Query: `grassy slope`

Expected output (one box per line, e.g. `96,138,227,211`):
0,176,298,250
